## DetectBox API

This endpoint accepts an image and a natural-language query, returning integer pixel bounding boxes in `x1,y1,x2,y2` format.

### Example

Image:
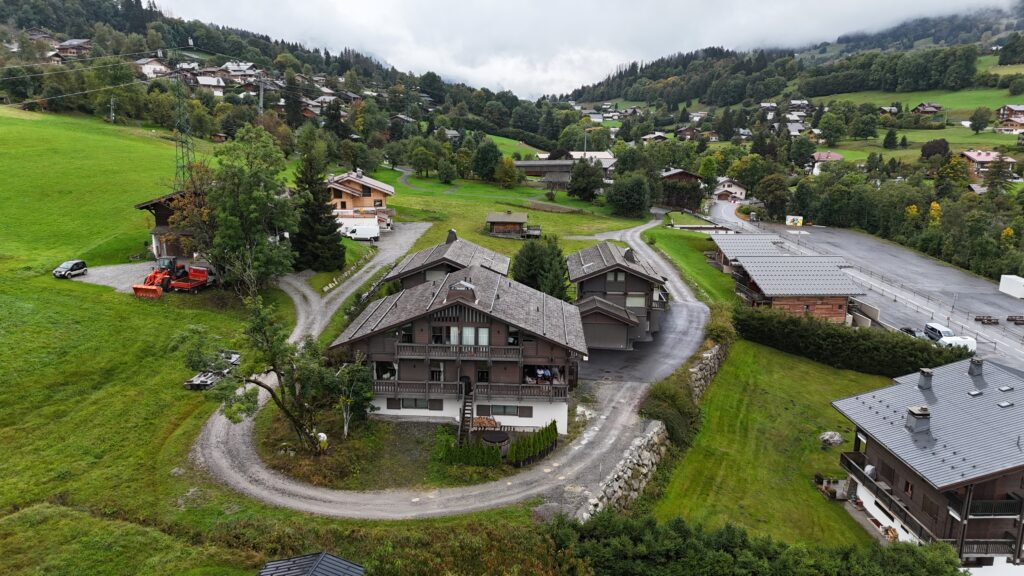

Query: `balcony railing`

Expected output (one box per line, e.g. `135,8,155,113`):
939,539,1018,558
395,343,523,360
373,380,460,397
948,495,1024,519
735,283,770,304
840,452,939,543
474,383,568,400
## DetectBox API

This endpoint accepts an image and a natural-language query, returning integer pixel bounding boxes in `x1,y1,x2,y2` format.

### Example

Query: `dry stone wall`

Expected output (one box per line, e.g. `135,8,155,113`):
575,420,669,521
688,343,729,403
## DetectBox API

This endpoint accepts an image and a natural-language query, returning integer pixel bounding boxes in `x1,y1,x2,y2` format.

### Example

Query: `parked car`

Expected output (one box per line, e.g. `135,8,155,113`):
346,224,381,242
936,336,978,353
923,322,955,341
53,259,87,278
900,327,928,340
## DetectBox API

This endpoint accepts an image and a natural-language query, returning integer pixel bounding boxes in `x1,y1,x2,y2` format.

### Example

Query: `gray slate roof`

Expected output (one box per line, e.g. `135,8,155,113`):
487,211,528,224
336,265,588,354
833,359,1024,490
735,255,863,297
383,237,510,283
710,234,786,261
567,241,664,284
576,296,638,326
258,552,364,576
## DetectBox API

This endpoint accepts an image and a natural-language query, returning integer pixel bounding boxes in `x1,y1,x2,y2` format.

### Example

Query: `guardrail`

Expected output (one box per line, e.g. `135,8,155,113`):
373,380,460,396
475,383,568,400
395,344,523,360
840,452,939,543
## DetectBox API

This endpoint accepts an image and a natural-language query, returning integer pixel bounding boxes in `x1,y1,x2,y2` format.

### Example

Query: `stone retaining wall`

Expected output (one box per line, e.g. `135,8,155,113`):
688,343,729,403
575,420,669,522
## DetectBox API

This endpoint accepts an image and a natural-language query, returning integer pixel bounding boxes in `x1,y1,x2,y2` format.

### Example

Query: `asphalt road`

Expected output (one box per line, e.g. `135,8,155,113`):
192,216,709,519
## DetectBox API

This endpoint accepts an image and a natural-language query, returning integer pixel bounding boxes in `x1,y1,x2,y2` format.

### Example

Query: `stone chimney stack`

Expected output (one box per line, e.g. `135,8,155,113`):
905,405,931,434
968,357,984,377
918,368,933,390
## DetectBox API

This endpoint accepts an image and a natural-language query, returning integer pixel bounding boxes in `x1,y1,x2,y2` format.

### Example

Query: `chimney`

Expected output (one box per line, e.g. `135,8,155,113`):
968,357,984,377
446,229,458,244
355,168,363,178
506,210,512,215
623,248,637,263
918,368,933,390
905,405,931,434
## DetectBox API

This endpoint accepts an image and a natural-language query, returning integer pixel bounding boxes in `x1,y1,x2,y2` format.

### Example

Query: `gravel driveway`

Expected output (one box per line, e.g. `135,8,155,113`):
71,261,156,293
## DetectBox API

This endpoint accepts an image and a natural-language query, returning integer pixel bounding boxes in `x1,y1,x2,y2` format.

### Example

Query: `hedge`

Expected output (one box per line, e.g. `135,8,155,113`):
732,306,972,377
507,421,558,467
639,371,702,448
451,115,556,153
435,427,501,467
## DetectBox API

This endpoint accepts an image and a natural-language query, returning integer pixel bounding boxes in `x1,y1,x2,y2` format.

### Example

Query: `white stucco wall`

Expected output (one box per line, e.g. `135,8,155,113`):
490,401,568,434
371,395,460,424
853,482,922,544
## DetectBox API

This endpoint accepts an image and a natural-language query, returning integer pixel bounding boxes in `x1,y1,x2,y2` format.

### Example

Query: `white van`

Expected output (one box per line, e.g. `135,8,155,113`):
346,224,380,242
923,323,955,341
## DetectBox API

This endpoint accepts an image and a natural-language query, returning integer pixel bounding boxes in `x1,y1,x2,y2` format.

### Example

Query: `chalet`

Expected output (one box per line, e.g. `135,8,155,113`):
812,150,844,175
330,264,587,435
960,150,1017,177
195,76,225,97
737,128,752,140
878,106,899,115
676,126,700,141
997,116,1024,134
641,131,668,142
134,191,190,258
709,233,786,272
788,99,811,112
384,231,510,290
134,57,169,79
211,133,227,143
442,128,461,143
56,38,91,58
259,551,364,576
703,130,720,142
45,51,63,65
390,113,416,124
784,122,805,137
24,27,58,47
713,177,748,201
541,171,570,190
563,150,616,172
912,102,943,115
220,61,259,83
833,358,1024,568
968,184,988,195
486,211,540,238
759,102,778,111
731,255,863,323
326,170,395,230
660,167,701,184
567,242,668,351
514,159,574,178
997,104,1024,121
804,128,822,143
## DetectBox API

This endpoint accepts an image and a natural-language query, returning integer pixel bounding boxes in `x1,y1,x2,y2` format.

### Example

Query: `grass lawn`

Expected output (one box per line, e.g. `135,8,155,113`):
0,108,556,575
824,125,1022,164
255,410,514,490
653,341,884,547
487,134,544,157
812,87,1013,120
643,228,738,304
667,211,711,226
376,168,641,258
304,239,375,293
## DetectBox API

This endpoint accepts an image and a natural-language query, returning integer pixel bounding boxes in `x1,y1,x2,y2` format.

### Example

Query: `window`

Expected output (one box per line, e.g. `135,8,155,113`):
625,294,646,308
803,305,810,313
339,201,347,209
507,327,520,346
923,497,939,519
432,326,457,345
903,480,914,499
879,461,895,483
606,271,626,283
477,369,490,383
375,362,396,380
491,405,519,416
838,303,844,310
401,398,429,409
361,184,372,197
462,326,476,346
373,199,383,207
332,190,343,200
399,324,413,344
429,361,444,382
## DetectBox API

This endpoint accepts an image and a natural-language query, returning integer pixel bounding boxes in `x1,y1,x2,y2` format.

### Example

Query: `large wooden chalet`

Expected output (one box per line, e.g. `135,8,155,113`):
834,358,1024,569
326,169,396,229
330,264,587,435
730,255,863,323
134,190,190,257
566,242,669,351
383,230,510,289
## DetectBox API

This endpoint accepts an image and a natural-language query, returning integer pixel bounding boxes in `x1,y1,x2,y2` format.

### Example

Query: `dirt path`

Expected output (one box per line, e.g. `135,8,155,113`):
193,216,707,519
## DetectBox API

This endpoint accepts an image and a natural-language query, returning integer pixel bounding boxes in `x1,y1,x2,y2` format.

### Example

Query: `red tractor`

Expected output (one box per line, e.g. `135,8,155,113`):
132,257,187,299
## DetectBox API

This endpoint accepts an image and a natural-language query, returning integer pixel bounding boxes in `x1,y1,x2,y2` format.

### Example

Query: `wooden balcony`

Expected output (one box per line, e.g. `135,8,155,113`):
840,452,939,543
948,494,1024,519
735,282,770,305
940,539,1018,558
474,383,568,401
373,380,460,397
395,343,522,360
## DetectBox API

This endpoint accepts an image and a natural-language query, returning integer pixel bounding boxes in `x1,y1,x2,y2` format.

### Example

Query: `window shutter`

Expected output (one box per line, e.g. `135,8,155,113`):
386,398,400,410
477,404,491,416
428,399,443,411
518,406,533,418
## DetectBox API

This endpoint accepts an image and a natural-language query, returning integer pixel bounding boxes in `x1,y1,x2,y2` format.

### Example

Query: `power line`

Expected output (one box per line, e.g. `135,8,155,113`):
0,77,153,108
0,60,145,81
0,46,188,71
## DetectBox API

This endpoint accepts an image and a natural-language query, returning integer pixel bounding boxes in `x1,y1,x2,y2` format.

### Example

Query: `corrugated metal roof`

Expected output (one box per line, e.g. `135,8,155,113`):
258,552,365,576
710,234,786,261
735,255,863,297
566,241,663,284
384,237,510,283
833,359,1024,490
334,265,588,355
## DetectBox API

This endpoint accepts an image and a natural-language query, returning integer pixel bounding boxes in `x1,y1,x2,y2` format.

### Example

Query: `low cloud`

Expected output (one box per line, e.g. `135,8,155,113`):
160,0,1014,98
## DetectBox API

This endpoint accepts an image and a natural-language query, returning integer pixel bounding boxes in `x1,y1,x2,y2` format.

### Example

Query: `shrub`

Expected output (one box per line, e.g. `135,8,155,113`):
507,421,558,466
639,374,701,448
732,306,972,377
433,426,501,467
703,303,736,346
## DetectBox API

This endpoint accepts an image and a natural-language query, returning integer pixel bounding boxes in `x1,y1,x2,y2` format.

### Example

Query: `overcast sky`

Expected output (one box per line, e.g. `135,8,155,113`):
160,0,1013,98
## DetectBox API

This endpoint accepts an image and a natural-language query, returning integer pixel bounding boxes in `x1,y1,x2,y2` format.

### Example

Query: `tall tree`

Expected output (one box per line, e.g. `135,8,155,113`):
472,138,502,181
511,236,569,300
969,107,992,134
818,112,846,147
882,128,898,150
291,125,345,272
606,173,651,218
567,158,605,201
208,125,296,297
283,73,304,128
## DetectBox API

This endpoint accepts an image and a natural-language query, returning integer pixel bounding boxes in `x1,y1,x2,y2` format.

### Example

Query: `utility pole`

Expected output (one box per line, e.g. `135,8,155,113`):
108,94,116,124
258,81,264,115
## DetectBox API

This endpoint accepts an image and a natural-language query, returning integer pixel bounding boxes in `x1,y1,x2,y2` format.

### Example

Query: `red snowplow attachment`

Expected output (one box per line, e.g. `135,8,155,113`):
132,284,163,299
